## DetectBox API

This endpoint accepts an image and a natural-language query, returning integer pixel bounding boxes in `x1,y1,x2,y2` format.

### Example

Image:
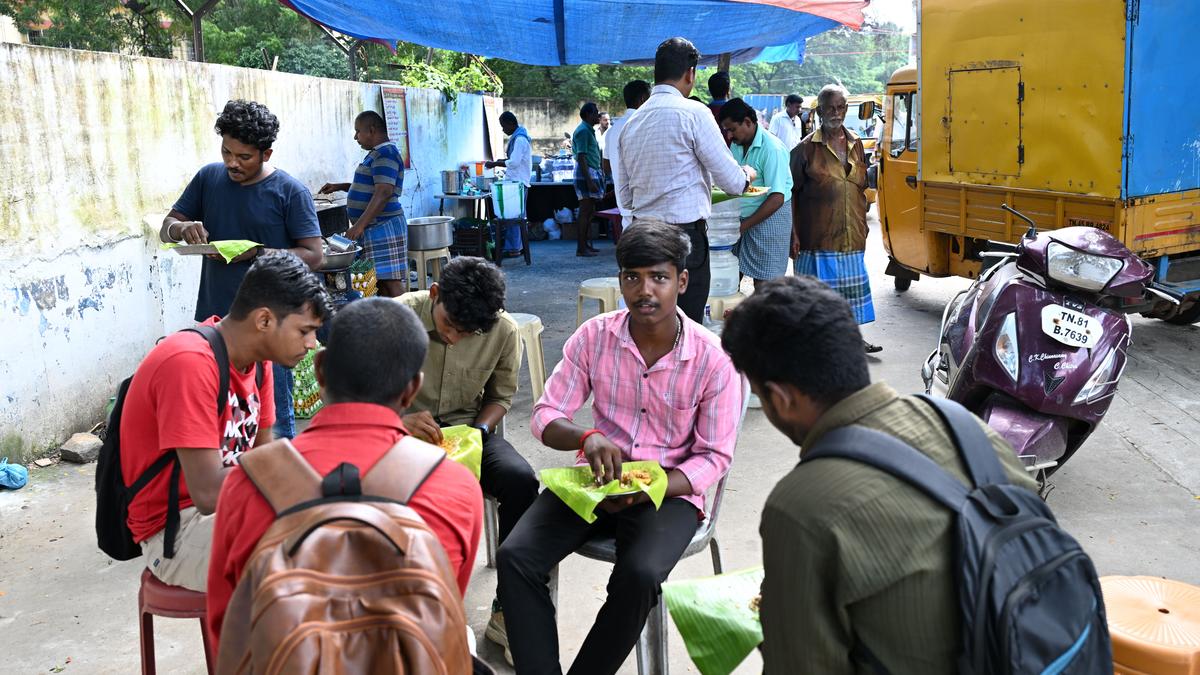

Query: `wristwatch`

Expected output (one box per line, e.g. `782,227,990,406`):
474,423,491,443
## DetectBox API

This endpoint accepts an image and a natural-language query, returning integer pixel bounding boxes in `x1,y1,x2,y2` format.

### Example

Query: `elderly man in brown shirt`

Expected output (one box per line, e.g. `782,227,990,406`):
721,276,1038,674
395,256,537,663
790,83,880,353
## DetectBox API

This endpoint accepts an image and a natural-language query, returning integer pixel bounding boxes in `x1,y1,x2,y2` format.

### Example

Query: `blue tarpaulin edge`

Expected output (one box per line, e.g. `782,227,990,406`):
280,0,855,66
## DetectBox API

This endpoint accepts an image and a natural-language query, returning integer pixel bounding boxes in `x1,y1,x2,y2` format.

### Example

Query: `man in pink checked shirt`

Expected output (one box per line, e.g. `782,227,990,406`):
495,224,743,675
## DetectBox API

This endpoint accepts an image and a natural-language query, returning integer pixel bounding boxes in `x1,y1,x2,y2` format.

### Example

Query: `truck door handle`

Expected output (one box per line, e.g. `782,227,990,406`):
905,175,917,188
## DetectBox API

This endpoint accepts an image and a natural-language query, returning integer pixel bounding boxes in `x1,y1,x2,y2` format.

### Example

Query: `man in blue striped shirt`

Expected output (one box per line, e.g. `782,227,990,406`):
321,111,408,297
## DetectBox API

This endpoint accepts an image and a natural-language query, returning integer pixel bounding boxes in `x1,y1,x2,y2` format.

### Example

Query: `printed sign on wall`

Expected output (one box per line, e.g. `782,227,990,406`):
380,86,413,169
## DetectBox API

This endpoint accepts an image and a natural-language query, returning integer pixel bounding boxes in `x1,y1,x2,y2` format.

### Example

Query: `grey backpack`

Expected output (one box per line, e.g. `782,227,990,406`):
806,395,1111,674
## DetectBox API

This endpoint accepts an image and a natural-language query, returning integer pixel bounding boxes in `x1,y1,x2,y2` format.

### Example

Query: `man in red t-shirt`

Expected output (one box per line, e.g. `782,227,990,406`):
207,297,483,652
121,252,330,591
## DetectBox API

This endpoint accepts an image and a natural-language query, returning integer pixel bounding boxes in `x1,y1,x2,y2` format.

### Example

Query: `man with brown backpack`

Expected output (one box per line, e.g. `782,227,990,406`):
206,297,485,672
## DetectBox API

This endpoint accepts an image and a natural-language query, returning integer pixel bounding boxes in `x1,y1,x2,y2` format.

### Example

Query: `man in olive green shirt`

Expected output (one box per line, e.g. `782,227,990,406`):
721,276,1039,674
397,257,538,658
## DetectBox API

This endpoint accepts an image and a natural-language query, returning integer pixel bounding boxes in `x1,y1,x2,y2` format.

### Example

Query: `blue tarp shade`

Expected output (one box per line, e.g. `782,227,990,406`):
282,0,845,66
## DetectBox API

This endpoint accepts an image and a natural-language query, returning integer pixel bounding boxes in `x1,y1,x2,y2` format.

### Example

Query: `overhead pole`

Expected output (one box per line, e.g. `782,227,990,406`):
170,0,221,62
717,52,732,73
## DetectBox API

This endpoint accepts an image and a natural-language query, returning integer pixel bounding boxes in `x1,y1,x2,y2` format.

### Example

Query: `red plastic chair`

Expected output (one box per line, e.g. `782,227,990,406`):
137,569,214,675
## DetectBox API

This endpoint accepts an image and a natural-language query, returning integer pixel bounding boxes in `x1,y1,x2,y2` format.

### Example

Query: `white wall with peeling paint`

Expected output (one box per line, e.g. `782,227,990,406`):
0,43,489,461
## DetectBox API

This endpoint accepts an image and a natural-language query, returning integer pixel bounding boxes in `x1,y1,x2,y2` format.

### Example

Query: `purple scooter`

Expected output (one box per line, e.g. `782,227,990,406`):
921,204,1179,481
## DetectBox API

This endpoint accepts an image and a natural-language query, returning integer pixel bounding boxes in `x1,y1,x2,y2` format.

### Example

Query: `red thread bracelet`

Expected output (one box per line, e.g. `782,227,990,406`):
579,429,603,448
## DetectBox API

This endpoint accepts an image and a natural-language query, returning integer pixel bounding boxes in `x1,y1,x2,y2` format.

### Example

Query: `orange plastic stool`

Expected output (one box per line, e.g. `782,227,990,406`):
138,569,214,675
1102,575,1200,675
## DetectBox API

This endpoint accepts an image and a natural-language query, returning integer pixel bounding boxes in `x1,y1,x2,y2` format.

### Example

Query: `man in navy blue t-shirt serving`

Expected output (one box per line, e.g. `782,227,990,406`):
160,99,324,439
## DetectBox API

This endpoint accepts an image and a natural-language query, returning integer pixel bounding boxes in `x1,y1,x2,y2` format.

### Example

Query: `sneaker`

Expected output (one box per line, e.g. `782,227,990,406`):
864,340,883,354
486,610,513,666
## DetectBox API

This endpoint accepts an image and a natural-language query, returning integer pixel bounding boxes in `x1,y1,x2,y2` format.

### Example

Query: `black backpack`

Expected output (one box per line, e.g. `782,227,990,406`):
806,395,1111,674
94,325,262,561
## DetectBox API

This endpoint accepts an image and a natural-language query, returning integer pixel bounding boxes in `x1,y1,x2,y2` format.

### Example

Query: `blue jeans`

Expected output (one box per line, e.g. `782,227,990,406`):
503,220,524,253
272,362,295,439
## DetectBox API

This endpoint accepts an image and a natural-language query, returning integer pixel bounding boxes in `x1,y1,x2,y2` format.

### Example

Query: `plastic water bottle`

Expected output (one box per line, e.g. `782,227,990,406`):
709,246,740,296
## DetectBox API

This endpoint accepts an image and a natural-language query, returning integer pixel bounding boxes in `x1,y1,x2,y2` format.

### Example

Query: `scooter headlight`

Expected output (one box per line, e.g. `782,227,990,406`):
994,312,1019,382
1074,348,1119,404
1046,242,1123,292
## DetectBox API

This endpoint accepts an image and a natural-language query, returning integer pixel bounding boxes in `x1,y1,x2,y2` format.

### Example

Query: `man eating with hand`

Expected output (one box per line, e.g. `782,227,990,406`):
496,223,742,675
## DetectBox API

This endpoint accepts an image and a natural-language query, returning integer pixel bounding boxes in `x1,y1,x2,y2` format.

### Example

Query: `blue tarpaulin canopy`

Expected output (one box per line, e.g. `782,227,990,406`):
280,0,868,66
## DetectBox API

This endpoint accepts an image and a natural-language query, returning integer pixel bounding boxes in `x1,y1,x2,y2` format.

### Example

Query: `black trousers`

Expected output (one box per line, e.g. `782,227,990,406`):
478,434,540,544
676,220,710,324
496,491,699,675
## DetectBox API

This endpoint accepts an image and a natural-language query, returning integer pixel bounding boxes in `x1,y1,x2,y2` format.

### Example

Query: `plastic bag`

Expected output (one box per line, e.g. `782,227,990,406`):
440,425,483,480
0,457,29,490
662,566,765,675
539,460,668,523
554,208,573,225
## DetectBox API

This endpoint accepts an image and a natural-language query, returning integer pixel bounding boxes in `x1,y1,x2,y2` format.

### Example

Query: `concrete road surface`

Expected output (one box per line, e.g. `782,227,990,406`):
2,209,1197,673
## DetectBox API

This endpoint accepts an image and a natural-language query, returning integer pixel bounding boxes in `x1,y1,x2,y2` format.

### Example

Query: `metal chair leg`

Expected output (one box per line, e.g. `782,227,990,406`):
709,537,724,575
483,498,499,569
635,599,669,675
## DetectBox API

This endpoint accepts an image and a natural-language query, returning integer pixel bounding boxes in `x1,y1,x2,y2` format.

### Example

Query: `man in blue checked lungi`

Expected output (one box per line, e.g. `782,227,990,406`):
790,84,882,353
320,111,408,297
718,98,794,289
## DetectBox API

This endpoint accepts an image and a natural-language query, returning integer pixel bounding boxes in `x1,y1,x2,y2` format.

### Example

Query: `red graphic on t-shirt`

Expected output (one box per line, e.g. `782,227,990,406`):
221,389,262,466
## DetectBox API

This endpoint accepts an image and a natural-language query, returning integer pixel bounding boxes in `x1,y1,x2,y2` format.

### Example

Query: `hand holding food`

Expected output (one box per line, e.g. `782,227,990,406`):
582,431,623,485
175,221,208,245
403,411,443,444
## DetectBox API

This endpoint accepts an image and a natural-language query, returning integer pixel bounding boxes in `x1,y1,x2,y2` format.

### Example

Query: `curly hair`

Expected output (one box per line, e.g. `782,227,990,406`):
437,257,506,334
214,100,279,151
722,276,869,407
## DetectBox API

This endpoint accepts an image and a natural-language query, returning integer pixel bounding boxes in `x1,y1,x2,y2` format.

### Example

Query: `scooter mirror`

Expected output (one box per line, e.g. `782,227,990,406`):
857,101,877,120
1002,203,1038,239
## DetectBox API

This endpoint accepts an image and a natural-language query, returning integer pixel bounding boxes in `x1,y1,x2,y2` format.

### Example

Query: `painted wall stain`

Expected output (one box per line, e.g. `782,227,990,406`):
77,296,102,314
23,277,66,311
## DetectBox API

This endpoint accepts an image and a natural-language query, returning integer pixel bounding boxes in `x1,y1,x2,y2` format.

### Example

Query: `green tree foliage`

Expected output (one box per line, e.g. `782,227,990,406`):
201,0,348,78
730,23,910,98
0,0,181,57
490,21,908,106
357,44,502,102
486,61,652,111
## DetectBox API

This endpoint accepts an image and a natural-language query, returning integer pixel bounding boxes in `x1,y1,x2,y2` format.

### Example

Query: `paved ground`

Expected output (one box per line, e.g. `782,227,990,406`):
2,209,1197,673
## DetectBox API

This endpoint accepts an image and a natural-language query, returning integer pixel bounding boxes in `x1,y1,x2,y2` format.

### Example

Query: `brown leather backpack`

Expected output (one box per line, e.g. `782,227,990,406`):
215,436,473,675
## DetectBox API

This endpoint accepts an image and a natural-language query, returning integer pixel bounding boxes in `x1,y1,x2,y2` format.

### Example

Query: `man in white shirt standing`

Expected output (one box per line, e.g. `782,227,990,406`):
486,111,532,257
770,94,807,150
602,80,652,230
618,37,757,323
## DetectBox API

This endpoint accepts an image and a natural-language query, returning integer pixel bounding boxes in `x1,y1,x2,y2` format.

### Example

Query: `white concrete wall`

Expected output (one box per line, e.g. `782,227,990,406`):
503,97,578,157
0,43,487,461
0,16,20,44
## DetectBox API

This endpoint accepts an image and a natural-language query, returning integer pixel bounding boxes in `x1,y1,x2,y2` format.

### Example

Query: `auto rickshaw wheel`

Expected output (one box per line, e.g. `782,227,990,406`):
894,276,912,292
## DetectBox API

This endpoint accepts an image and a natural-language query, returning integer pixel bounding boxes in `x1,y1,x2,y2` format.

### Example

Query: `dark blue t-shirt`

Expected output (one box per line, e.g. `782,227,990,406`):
172,163,321,321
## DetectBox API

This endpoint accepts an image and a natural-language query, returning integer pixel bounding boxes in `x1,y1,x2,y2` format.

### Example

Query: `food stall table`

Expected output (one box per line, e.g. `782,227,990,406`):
526,181,579,223
436,193,494,220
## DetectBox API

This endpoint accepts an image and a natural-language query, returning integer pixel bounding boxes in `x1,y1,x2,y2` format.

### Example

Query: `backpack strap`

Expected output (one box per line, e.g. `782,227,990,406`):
181,325,231,416
914,394,1010,488
804,426,969,511
361,436,447,504
238,439,323,515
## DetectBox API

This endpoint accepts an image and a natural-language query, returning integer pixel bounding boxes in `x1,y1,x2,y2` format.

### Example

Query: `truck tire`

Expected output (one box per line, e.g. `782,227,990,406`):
1164,302,1200,325
894,277,912,292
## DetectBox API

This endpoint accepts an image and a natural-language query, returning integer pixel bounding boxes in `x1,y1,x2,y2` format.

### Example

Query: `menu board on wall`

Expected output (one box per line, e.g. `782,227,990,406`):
482,96,505,161
380,86,413,169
